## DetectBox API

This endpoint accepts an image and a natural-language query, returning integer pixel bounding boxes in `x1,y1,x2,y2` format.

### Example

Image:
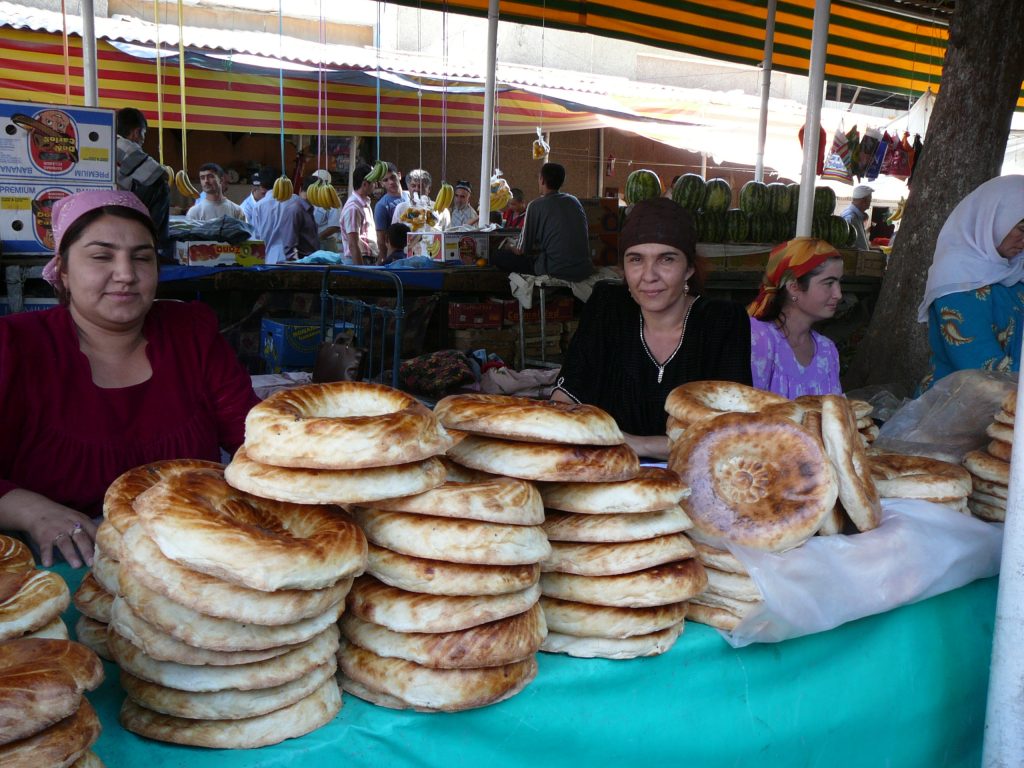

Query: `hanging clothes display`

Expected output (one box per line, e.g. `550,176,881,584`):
798,124,828,176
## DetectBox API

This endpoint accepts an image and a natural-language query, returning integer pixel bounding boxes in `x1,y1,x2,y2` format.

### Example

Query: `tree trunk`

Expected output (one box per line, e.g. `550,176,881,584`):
844,0,1024,394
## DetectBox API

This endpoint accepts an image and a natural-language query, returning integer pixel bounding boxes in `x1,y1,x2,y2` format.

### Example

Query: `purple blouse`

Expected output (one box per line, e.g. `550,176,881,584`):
749,317,842,398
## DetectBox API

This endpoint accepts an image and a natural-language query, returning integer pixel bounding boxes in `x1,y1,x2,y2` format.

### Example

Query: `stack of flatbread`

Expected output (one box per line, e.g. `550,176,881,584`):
338,462,549,711
0,534,70,642
0,638,105,767
536,468,707,659
869,453,973,514
102,464,364,749
668,389,884,630
961,390,1015,522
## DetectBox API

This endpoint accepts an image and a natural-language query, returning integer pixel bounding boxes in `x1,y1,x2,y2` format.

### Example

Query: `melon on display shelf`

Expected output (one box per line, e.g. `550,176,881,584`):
625,169,663,205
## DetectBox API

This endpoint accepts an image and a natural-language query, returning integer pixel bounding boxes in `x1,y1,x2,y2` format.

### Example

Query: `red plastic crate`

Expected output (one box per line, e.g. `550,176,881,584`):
448,301,504,329
503,295,575,325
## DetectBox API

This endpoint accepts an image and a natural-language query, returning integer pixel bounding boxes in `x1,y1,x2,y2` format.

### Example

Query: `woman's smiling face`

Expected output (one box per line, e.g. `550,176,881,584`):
624,242,695,314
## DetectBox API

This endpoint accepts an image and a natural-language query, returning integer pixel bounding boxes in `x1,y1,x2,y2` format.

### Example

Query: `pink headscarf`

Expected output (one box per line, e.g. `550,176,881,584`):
41,189,151,287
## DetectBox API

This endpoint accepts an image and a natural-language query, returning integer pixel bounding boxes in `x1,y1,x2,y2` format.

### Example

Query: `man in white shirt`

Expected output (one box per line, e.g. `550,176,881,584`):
449,180,479,228
240,170,269,223
840,184,873,251
186,163,246,222
341,164,378,265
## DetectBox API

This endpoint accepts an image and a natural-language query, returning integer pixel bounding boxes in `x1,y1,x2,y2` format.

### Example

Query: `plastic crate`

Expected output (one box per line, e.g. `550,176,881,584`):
260,317,353,373
447,300,504,329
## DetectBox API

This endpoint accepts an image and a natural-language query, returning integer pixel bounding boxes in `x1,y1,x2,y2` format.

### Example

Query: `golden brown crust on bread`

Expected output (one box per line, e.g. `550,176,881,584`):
542,533,697,576
0,536,34,573
434,393,625,446
986,420,1014,443
103,459,224,532
963,449,1010,485
72,573,113,623
371,477,545,525
88,549,119,596
92,523,122,562
1002,389,1017,416
686,602,742,631
539,467,688,513
869,453,973,500
539,596,687,638
225,447,447,505
448,434,640,483
118,677,341,748
665,380,788,423
670,412,837,551
354,508,550,566
73,616,111,661
820,396,882,532
691,540,746,574
338,639,537,712
134,468,367,591
539,620,684,659
703,567,762,601
543,506,692,543
339,604,546,669
540,558,707,608
0,698,100,768
245,382,452,469
69,751,104,768
347,575,541,633
988,439,1013,462
0,570,71,640
968,498,1006,522
366,544,540,596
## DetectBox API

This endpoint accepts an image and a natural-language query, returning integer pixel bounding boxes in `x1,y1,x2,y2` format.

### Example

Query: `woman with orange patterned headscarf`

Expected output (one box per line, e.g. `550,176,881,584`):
747,237,844,398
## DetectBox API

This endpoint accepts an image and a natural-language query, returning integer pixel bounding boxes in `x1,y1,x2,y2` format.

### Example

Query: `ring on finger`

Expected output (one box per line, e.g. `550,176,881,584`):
52,531,69,543
70,523,84,536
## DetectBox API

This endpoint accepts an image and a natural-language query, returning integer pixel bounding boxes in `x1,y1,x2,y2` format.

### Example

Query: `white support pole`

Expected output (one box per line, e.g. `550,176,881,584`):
597,127,605,197
982,356,1024,764
81,0,99,106
754,0,777,183
478,0,499,225
796,0,830,236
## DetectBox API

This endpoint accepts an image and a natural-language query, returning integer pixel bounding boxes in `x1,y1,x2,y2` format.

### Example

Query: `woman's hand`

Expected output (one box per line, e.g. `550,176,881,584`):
0,489,98,568
624,433,671,462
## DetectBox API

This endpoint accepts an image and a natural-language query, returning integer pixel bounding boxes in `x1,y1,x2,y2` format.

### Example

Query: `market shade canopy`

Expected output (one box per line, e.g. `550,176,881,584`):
386,0,964,101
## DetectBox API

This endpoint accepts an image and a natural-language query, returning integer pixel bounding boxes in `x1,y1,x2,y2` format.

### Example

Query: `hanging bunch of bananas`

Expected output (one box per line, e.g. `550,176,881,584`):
174,169,199,199
307,175,341,209
272,175,294,202
887,196,907,224
163,165,175,186
364,159,389,184
532,127,550,160
489,170,512,212
433,182,454,212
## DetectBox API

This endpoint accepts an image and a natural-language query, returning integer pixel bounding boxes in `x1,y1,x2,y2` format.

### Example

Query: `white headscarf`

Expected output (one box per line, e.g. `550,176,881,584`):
917,175,1024,321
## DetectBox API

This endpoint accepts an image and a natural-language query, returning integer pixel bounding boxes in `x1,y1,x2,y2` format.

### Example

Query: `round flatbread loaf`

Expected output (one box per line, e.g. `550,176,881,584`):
0,698,100,768
540,620,683,659
119,677,341,749
820,396,882,532
986,420,1014,443
89,549,119,596
226,446,446,504
119,574,344,652
370,476,545,525
0,535,34,574
70,751,104,768
339,604,546,669
994,409,1014,426
704,567,761,601
816,504,847,536
869,453,973,500
539,596,687,639
107,623,339,692
972,477,1008,500
540,558,707,608
119,658,337,721
73,616,111,662
447,434,640,483
347,575,541,633
539,467,688,514
542,533,696,576
93,523,122,562
969,498,1006,522
434,393,625,446
848,399,873,420
245,382,452,469
103,459,223,533
0,570,70,641
543,505,692,543
691,590,761,617
670,411,837,551
21,617,69,640
366,544,539,596
0,638,103,745
109,598,295,667
686,602,742,631
692,540,746,575
666,415,688,444
120,524,351,626
134,467,367,592
338,639,536,712
963,449,1010,485
969,491,1007,510
665,380,788,424
72,573,113,624
989,439,1013,462
1002,389,1017,416
353,508,550,566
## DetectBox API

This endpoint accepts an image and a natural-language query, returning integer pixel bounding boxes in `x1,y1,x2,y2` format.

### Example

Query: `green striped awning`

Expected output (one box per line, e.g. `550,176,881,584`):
387,0,966,102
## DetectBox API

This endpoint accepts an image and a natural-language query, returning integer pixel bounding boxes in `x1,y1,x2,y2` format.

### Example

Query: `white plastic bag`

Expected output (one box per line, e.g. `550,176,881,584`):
719,498,1003,647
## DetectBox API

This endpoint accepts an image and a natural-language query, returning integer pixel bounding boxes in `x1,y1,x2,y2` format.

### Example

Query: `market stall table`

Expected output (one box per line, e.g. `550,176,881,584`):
50,565,994,767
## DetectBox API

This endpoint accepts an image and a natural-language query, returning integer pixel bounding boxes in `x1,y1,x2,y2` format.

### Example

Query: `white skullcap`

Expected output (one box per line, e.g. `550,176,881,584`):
314,169,332,183
852,184,874,199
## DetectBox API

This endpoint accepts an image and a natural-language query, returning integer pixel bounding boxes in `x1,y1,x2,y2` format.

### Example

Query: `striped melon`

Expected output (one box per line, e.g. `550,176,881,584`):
767,183,792,216
739,181,770,215
725,209,750,243
748,214,774,244
703,179,732,214
698,212,727,243
671,173,706,210
813,186,837,218
830,215,852,248
625,169,663,205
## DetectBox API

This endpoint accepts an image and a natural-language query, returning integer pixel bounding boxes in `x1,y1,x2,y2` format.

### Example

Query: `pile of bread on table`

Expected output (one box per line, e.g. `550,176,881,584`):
960,389,1015,522
0,534,105,766
9,377,1002,755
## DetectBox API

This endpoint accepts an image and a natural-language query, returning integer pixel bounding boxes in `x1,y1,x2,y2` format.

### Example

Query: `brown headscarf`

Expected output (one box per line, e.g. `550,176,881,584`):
619,198,696,259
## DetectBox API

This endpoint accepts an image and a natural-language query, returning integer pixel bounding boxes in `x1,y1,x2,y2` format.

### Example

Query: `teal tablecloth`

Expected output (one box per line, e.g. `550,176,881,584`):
54,565,995,767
